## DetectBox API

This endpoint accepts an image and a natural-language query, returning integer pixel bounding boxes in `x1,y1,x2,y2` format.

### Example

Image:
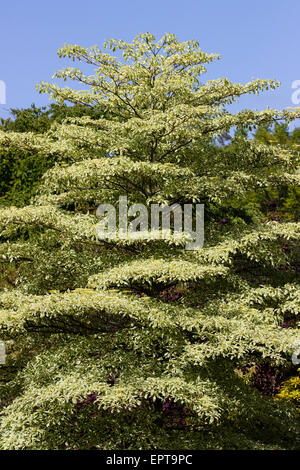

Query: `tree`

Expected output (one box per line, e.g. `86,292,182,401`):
252,123,300,220
0,103,109,206
0,33,299,450
212,122,300,223
226,123,300,221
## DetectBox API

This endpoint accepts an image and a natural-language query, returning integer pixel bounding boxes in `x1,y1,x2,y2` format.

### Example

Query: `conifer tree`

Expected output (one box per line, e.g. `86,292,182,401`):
0,33,299,450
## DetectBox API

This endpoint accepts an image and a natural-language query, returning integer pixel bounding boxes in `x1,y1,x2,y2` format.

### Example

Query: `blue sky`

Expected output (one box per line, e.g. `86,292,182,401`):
0,0,300,124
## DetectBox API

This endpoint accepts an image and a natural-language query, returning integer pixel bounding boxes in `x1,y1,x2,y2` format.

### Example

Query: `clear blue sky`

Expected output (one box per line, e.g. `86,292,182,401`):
0,0,300,124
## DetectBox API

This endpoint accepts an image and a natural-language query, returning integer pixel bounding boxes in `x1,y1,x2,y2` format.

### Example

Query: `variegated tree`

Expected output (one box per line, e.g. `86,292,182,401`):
0,33,299,450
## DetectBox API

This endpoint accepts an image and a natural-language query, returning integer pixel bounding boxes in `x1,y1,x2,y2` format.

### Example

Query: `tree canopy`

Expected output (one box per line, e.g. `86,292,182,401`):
0,33,299,450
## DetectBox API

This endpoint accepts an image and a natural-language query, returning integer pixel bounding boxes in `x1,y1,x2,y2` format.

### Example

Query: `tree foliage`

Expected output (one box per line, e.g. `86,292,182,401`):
0,33,299,450
0,103,108,206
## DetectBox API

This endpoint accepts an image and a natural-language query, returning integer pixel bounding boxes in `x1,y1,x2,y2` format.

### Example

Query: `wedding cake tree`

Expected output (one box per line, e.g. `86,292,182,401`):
0,33,299,449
